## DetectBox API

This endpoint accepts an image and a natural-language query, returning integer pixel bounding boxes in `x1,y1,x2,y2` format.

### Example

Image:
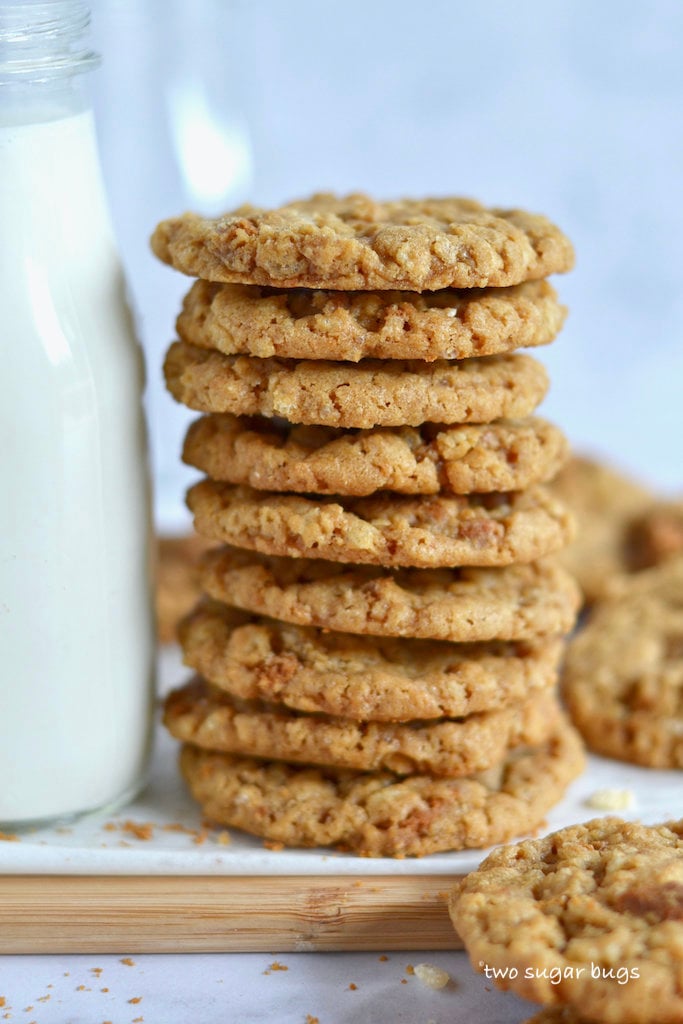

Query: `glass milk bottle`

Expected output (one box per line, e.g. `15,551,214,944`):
0,0,155,827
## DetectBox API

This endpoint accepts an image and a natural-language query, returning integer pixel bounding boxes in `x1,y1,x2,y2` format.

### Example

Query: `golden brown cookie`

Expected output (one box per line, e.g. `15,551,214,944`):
164,342,549,429
176,278,566,362
200,549,580,642
156,534,215,644
562,555,683,769
449,817,683,1024
550,456,653,603
151,193,574,290
183,414,569,496
179,601,564,721
188,481,574,568
164,679,562,777
177,721,584,856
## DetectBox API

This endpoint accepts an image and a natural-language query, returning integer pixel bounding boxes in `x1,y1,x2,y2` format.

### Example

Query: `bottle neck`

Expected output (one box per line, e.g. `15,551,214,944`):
0,1,99,124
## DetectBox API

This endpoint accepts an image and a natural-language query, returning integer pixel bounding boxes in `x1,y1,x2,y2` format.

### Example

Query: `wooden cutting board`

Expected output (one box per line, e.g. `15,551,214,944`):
0,874,464,953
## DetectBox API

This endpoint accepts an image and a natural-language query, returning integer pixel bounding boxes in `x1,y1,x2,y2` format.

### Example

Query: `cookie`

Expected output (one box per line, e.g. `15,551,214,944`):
179,601,564,721
164,342,548,430
151,192,574,290
562,555,683,769
156,534,215,644
176,278,566,362
188,481,573,568
200,549,580,642
550,456,653,603
183,414,569,496
449,817,683,1024
177,720,584,856
163,680,562,777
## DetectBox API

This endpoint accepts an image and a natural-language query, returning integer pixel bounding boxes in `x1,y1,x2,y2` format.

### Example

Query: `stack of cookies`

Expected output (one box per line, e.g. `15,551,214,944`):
152,193,585,856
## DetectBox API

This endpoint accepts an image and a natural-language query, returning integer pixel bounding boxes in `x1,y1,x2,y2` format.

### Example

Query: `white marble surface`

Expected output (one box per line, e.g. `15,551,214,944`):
0,949,542,1024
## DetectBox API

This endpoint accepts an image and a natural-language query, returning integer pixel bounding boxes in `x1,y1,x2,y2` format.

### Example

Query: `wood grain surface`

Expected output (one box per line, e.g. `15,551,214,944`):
0,874,465,953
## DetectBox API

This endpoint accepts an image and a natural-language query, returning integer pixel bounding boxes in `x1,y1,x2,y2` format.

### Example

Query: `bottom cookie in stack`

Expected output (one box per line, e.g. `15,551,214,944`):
175,723,583,858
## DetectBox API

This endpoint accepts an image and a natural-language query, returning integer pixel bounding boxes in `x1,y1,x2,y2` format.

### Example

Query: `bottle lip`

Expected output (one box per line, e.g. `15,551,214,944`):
0,1,100,81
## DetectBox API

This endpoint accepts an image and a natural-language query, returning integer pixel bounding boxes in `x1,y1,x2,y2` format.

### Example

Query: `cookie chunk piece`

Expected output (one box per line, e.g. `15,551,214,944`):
164,679,562,777
151,193,574,291
177,721,584,856
188,481,574,568
562,555,683,769
164,342,548,429
176,278,566,362
179,601,564,721
183,415,569,496
449,817,683,1024
200,549,580,642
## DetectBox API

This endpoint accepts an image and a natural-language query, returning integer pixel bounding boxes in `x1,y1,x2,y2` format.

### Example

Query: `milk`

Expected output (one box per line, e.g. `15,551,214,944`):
0,108,155,825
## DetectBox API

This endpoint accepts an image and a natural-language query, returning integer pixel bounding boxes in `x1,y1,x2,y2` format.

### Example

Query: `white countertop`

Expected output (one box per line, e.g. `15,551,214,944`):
0,948,542,1023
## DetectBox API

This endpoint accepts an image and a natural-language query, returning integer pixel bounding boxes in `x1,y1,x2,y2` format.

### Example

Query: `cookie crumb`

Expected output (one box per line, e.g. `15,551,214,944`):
269,962,288,972
128,996,142,1005
378,955,389,962
132,1018,144,1023
348,983,357,991
400,978,408,985
37,995,50,1003
120,958,136,967
0,832,19,842
123,821,154,840
101,988,109,993
585,788,634,811
90,967,103,977
264,840,285,851
305,1016,319,1024
0,999,4,1008
414,963,451,989
405,964,415,975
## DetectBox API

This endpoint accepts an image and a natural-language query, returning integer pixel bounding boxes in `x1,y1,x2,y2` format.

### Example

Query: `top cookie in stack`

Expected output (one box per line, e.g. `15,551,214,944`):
153,193,584,857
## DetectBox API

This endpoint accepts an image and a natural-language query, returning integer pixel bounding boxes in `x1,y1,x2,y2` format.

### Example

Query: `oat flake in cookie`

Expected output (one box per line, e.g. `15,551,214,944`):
449,817,683,1024
151,193,574,291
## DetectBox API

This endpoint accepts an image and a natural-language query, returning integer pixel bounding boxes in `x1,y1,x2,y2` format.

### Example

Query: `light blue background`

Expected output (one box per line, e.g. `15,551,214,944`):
91,0,683,531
